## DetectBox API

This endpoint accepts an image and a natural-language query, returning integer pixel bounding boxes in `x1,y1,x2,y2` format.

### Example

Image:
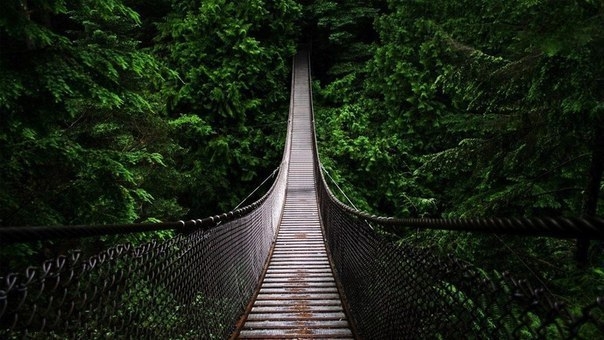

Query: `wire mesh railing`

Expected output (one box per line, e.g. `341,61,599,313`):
1,162,288,339
0,163,291,339
0,56,297,339
3,49,604,339
1,209,274,338
315,186,604,338
302,51,604,338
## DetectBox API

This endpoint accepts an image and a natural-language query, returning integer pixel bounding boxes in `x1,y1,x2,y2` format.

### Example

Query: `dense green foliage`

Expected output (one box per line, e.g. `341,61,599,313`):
156,0,301,215
0,0,300,267
1,0,602,317
314,0,603,220
310,0,604,308
0,0,300,229
1,0,167,226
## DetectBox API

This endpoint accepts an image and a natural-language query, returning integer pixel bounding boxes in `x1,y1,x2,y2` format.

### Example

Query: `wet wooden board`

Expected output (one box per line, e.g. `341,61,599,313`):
235,53,354,339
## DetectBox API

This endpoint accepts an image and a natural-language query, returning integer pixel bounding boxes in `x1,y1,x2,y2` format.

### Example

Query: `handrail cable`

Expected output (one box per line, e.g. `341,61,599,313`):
234,166,280,210
0,52,296,338
319,187,604,239
309,52,604,338
2,49,604,339
0,168,284,246
320,164,359,210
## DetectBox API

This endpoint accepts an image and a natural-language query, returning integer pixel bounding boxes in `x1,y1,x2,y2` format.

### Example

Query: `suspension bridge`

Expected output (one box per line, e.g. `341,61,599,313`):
1,51,604,339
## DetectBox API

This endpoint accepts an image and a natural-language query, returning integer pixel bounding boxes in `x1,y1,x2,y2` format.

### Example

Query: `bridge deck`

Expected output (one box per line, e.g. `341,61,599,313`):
236,53,353,339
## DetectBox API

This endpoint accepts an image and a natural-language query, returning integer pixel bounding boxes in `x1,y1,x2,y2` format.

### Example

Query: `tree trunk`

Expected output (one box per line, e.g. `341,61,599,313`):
577,123,604,267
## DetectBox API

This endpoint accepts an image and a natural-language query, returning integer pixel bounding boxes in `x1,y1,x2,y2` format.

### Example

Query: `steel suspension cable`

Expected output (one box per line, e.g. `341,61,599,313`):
307,47,604,338
234,166,280,210
320,164,359,210
0,53,297,338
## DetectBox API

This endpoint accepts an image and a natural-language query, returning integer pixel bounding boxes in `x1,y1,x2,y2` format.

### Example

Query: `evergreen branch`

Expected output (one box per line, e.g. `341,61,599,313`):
528,187,583,198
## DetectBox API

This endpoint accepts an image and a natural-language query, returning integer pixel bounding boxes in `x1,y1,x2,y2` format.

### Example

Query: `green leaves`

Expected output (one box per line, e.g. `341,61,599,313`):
313,0,603,223
154,0,300,215
309,0,604,322
0,0,182,227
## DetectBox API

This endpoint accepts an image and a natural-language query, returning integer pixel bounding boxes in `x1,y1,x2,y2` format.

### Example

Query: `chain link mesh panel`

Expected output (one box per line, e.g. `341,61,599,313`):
0,195,284,339
0,141,291,339
0,53,299,339
317,182,604,339
0,114,292,339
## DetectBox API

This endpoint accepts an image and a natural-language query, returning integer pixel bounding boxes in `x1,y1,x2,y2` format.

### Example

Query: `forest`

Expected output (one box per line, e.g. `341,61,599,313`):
1,0,603,318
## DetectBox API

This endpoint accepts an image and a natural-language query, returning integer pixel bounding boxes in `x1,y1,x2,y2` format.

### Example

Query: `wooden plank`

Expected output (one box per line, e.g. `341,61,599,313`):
269,261,330,266
243,320,350,329
261,282,336,288
246,312,347,321
272,251,325,254
252,299,343,307
255,293,341,300
251,305,344,313
239,328,353,339
264,270,333,276
265,268,333,274
235,53,353,339
259,287,339,294
263,277,335,283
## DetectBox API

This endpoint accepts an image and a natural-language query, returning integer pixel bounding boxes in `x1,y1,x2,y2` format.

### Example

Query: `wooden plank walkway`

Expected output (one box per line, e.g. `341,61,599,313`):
236,53,354,339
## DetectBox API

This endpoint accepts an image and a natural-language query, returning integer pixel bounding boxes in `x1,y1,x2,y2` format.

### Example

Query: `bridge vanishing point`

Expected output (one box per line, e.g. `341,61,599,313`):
1,51,604,339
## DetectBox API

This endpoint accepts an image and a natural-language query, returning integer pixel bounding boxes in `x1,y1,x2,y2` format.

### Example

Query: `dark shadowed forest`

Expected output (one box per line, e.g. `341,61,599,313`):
1,0,603,323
